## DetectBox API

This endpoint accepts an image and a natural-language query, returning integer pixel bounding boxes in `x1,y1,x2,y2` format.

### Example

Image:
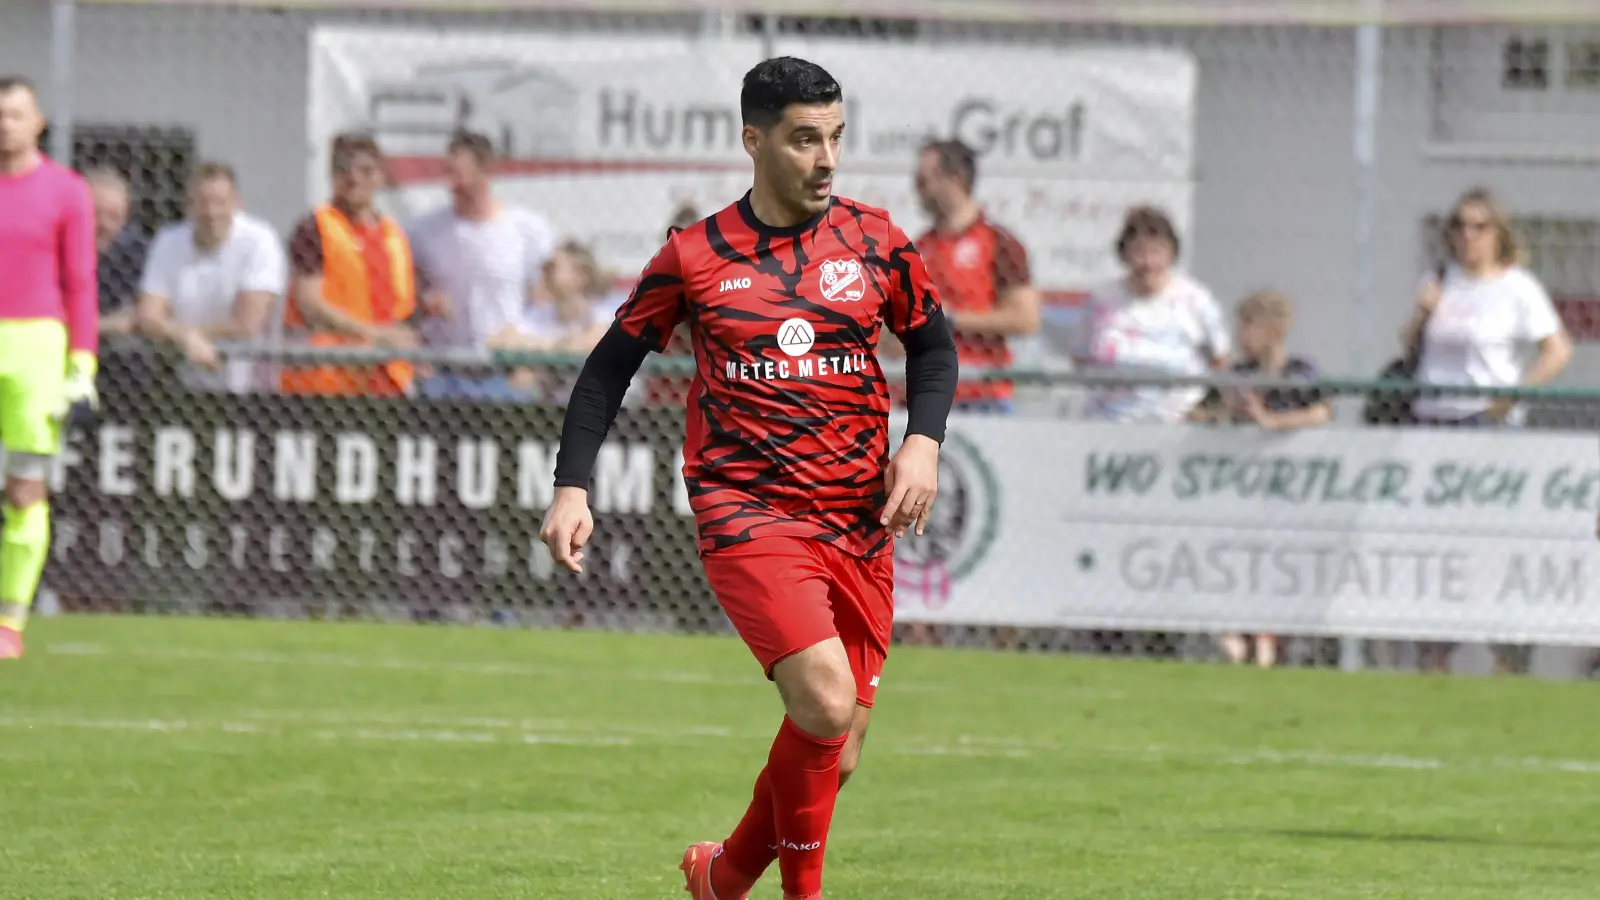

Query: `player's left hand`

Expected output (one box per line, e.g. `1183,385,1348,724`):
882,434,940,538
60,350,99,429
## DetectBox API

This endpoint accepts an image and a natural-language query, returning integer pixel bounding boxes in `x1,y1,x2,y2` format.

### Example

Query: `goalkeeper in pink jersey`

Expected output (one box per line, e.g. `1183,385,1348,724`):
0,76,99,659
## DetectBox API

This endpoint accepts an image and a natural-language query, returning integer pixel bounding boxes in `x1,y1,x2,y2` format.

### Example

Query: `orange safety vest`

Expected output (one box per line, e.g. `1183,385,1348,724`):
280,205,416,396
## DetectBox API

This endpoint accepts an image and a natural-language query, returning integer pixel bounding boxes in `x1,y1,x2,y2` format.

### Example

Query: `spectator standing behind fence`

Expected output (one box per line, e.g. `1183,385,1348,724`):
1076,206,1229,422
85,168,147,338
407,130,555,400
281,133,418,397
910,139,1038,411
135,163,286,394
1400,187,1572,676
492,241,614,400
1192,289,1331,667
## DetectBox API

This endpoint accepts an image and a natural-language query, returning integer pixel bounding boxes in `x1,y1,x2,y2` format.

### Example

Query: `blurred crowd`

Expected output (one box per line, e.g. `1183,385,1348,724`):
91,130,629,403
83,128,1576,675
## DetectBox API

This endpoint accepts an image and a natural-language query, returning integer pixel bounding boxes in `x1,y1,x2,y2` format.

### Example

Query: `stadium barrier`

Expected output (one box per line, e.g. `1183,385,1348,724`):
31,341,1600,671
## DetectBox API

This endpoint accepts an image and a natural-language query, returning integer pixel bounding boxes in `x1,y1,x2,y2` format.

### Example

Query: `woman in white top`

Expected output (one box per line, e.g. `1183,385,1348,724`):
1076,205,1230,422
1401,187,1572,677
492,241,616,400
1402,187,1571,428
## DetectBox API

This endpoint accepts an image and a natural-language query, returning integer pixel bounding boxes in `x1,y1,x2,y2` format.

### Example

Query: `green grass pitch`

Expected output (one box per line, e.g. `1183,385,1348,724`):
4,616,1598,899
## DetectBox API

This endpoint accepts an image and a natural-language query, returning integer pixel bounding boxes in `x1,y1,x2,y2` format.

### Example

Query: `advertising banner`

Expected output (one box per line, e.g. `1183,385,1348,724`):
307,26,1195,291
37,386,1600,644
43,391,702,625
894,417,1600,644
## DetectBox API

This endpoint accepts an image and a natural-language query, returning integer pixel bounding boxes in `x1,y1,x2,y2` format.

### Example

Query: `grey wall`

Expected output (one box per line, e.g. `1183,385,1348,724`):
4,6,1595,379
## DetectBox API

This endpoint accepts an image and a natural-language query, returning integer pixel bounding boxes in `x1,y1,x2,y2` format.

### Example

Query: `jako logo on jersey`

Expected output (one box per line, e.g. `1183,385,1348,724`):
777,318,815,357
719,277,752,292
819,257,865,302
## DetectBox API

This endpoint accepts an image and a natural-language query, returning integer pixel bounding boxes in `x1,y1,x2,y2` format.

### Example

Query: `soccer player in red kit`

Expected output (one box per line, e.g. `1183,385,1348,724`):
539,58,958,899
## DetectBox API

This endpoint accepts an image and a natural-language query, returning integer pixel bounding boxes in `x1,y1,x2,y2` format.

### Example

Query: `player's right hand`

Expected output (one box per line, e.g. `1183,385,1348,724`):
540,486,595,574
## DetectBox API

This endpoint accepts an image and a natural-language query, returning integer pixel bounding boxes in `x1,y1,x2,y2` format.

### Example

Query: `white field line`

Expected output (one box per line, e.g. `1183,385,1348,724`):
39,641,1129,700
3,711,1600,775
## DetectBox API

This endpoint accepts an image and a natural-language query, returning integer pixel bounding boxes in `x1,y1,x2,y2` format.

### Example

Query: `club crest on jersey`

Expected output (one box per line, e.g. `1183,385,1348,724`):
818,258,865,302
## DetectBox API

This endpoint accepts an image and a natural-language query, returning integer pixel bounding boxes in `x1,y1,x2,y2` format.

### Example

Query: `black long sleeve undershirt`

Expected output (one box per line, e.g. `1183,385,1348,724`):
900,308,960,444
552,323,651,489
552,309,960,491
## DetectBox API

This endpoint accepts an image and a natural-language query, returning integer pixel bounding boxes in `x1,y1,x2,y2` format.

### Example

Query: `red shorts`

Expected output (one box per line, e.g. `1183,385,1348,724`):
702,536,895,707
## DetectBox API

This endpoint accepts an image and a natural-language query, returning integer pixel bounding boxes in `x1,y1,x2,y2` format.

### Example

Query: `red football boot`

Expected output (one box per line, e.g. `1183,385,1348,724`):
680,842,750,900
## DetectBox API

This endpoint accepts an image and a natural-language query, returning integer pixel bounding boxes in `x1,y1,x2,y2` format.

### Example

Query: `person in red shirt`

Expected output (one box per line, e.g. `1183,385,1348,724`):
912,139,1039,410
539,58,957,900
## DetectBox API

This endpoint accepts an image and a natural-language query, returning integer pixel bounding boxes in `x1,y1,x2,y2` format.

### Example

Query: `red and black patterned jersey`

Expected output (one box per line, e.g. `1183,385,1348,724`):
615,192,941,559
915,215,1030,403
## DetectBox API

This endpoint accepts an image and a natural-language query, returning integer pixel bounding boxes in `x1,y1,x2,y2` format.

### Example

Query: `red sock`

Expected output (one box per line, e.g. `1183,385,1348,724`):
766,716,847,897
717,766,777,896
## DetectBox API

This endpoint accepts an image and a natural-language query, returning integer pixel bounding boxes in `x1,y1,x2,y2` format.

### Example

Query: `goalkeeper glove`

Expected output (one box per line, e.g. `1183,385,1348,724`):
61,350,99,429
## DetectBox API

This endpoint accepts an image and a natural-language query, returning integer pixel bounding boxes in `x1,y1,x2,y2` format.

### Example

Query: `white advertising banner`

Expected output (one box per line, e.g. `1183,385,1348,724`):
306,27,1195,291
892,417,1600,645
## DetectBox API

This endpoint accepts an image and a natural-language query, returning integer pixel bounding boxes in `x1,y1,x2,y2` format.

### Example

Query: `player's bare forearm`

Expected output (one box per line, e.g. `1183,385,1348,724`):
948,287,1041,336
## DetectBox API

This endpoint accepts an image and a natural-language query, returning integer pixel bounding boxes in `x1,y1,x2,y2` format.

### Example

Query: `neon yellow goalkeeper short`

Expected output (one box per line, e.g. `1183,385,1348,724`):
0,319,67,458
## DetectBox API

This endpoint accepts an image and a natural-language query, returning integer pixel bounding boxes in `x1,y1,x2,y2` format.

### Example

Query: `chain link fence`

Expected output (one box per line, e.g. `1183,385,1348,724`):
7,1,1600,676
36,345,1600,679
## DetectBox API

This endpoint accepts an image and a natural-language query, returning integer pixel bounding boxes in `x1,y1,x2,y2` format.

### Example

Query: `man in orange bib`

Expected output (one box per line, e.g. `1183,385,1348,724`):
282,133,419,396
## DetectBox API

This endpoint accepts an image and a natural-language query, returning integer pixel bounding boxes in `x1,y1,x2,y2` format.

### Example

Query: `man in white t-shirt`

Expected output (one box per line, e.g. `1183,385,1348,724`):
407,130,556,400
136,162,287,393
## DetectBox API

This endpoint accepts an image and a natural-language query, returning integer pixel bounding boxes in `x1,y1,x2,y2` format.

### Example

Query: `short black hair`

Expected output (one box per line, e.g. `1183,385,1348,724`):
446,129,495,165
923,139,977,192
740,57,843,130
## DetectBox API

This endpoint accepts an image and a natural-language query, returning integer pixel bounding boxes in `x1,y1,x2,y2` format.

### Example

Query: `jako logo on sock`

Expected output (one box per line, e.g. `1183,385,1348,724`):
779,840,822,851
